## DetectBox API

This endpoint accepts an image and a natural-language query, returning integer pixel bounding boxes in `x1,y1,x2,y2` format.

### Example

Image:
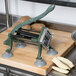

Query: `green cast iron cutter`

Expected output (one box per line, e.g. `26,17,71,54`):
2,4,58,67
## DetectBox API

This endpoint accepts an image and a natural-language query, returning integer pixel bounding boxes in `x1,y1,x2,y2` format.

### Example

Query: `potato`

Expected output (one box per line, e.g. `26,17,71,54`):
52,57,70,70
12,21,22,28
19,16,31,23
12,21,31,29
19,16,31,30
22,25,31,30
52,66,69,74
12,16,31,29
57,57,74,69
31,23,45,32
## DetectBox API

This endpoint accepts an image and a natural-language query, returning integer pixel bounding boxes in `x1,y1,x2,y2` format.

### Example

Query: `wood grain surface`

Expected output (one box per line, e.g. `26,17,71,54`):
0,26,75,75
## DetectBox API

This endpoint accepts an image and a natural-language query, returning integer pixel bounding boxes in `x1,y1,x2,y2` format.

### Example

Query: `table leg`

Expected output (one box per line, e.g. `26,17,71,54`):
4,68,10,76
5,0,10,29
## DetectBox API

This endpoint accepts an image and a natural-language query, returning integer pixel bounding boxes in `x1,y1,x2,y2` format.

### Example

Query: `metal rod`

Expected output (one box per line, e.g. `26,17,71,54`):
5,0,10,28
17,31,39,38
4,68,10,76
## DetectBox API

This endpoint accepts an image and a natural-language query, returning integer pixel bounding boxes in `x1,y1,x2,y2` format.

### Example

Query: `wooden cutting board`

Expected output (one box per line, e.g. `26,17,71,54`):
0,26,75,75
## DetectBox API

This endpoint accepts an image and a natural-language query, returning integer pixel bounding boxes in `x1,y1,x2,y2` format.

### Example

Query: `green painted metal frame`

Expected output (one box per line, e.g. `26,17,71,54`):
3,4,55,59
